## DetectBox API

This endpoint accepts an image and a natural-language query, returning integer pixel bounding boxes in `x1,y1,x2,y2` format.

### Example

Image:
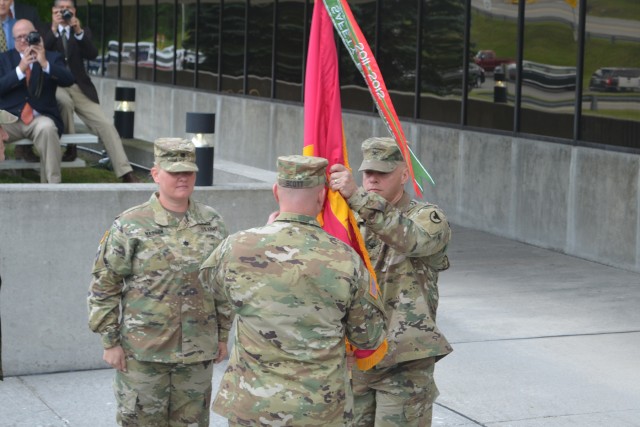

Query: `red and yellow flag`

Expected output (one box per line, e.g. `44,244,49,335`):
323,0,435,196
303,0,386,371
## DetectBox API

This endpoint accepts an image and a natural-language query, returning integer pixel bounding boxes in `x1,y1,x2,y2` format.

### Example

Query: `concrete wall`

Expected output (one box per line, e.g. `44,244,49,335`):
94,77,640,273
0,185,276,376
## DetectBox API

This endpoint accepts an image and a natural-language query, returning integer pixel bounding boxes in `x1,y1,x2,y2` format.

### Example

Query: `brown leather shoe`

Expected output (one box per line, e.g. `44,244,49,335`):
62,144,77,162
15,145,40,162
121,172,141,183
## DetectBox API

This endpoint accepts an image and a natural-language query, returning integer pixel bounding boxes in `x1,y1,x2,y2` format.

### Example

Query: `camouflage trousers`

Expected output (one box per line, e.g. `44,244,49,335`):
352,357,437,427
114,358,213,427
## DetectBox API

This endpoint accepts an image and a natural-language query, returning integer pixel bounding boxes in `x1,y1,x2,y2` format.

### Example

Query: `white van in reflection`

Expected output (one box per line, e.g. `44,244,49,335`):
589,68,640,92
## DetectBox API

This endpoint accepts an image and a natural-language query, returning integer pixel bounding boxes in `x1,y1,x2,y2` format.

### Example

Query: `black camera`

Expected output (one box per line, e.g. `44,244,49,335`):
27,31,41,45
62,9,73,21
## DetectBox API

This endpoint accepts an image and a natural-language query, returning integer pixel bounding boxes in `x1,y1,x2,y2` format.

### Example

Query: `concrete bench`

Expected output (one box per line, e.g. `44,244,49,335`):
0,133,99,170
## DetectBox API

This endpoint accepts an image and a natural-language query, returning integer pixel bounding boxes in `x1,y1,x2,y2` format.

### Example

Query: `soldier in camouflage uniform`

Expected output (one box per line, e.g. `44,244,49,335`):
329,137,452,427
87,138,230,427
200,155,387,426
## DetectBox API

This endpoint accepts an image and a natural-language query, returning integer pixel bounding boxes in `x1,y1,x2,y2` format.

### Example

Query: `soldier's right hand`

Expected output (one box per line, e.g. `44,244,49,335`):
103,345,127,372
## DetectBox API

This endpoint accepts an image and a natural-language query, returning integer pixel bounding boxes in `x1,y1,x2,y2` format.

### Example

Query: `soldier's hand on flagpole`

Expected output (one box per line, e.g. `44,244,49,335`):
329,164,357,199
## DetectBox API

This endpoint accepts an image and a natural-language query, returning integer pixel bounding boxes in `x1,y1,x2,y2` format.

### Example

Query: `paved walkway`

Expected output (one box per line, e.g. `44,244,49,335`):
1,224,639,426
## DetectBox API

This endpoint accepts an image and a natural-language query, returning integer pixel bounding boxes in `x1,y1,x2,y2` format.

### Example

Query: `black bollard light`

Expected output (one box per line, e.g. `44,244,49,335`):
114,87,136,138
493,68,507,103
186,112,216,186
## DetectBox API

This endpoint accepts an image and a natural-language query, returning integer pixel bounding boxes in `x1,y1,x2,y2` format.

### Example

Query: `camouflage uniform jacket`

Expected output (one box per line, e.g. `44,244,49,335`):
88,193,229,364
348,189,452,367
201,212,387,426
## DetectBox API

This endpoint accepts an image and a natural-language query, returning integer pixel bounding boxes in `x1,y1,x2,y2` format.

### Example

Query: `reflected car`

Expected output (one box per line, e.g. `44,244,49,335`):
505,61,576,91
590,68,640,92
438,63,485,92
469,63,486,87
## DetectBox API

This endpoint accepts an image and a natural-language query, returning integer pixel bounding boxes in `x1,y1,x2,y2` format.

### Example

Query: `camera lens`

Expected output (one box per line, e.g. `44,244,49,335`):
27,31,41,45
62,9,73,21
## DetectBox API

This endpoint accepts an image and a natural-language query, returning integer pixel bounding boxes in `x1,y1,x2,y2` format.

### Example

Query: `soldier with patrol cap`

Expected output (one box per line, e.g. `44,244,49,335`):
88,137,229,426
329,137,452,427
201,154,387,426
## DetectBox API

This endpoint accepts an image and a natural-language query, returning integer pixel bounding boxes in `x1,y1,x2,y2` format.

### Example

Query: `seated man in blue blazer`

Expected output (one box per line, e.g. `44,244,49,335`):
0,19,74,183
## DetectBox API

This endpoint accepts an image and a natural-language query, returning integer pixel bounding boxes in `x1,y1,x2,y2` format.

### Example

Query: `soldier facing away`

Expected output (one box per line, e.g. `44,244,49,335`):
200,154,387,426
329,137,452,427
87,138,229,426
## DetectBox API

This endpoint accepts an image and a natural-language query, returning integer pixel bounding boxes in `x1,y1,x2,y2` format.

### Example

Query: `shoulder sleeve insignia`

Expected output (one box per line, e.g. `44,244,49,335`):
429,210,442,224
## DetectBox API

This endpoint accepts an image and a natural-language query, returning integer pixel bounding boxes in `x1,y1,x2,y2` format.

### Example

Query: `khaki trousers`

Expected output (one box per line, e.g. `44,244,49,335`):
56,85,133,178
5,116,61,183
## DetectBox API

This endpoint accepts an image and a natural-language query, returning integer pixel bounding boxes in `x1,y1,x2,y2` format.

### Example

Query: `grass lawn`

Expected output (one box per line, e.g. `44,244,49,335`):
471,11,640,88
0,145,151,184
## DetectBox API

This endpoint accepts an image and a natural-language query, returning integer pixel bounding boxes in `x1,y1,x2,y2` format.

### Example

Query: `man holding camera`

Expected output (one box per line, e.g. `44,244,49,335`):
39,0,139,183
0,19,74,183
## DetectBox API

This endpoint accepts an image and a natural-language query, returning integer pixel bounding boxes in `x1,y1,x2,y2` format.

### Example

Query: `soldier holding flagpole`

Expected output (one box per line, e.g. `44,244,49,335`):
330,137,452,427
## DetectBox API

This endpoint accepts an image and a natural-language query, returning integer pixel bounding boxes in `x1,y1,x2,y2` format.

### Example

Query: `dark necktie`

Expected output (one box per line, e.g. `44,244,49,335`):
61,28,69,62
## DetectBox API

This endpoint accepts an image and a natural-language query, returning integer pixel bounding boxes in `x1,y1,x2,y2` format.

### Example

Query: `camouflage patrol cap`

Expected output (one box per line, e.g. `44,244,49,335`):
277,155,328,188
358,137,405,172
154,138,199,172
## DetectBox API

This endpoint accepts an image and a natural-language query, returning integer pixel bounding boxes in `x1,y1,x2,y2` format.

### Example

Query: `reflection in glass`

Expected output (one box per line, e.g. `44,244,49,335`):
379,0,418,118
77,0,105,77
275,0,306,102
466,2,517,131
221,0,246,94
518,0,577,139
339,0,376,112
135,2,156,83
118,1,138,80
103,0,120,78
175,0,197,88
247,0,274,98
154,0,177,84
190,0,221,91
419,0,464,124
581,1,640,147
73,0,640,151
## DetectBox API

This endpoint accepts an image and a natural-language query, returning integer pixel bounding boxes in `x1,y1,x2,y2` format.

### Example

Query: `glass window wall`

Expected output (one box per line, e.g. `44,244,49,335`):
247,0,274,98
194,0,222,91
339,0,376,112
519,0,578,139
220,0,246,94
419,0,465,124
154,0,178,85
275,0,307,102
581,0,640,148
466,0,518,131
77,0,640,151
